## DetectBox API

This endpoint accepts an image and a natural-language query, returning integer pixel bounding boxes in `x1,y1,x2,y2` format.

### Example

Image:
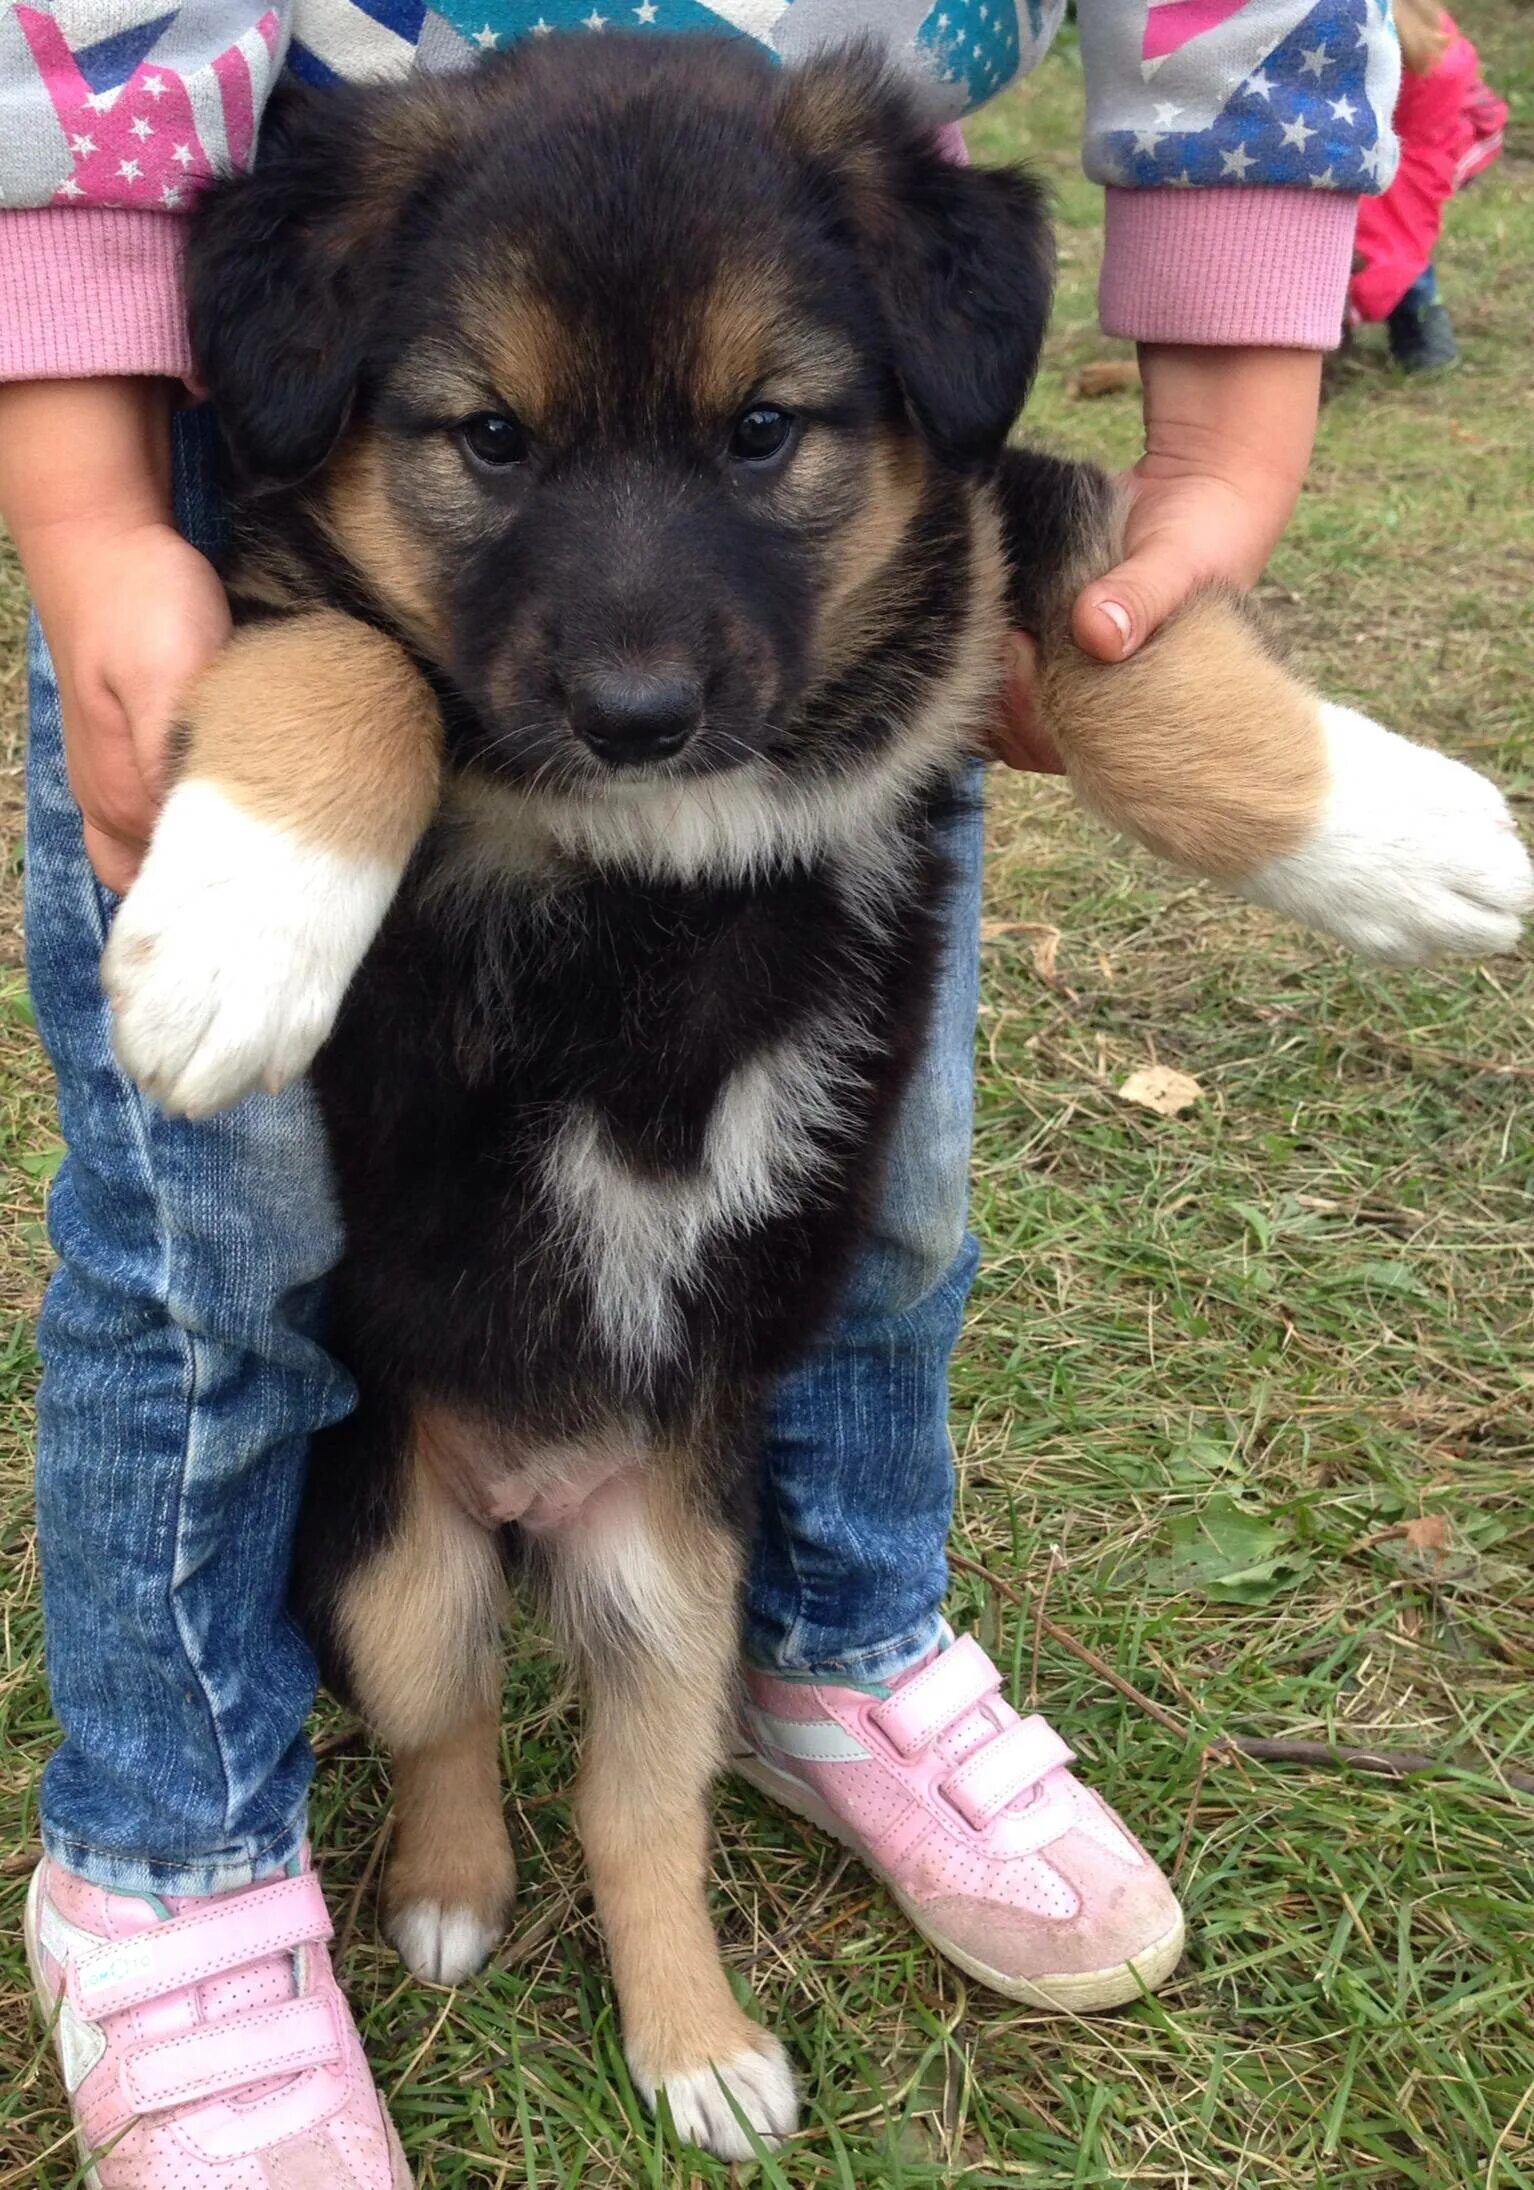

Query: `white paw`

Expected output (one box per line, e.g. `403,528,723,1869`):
1239,704,1533,963
102,781,401,1116
638,2034,798,2161
387,1900,503,1986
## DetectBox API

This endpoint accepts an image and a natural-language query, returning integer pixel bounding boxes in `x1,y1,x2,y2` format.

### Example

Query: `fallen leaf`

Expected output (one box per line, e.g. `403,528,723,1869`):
1404,1513,1452,1561
1156,1494,1312,1605
1118,1065,1204,1117
1067,358,1141,399
979,919,1071,994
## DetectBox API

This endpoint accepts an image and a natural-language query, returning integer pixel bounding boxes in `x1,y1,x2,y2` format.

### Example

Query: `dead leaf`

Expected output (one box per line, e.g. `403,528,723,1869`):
1118,1065,1204,1118
1404,1513,1452,1563
980,920,1071,995
1067,359,1141,399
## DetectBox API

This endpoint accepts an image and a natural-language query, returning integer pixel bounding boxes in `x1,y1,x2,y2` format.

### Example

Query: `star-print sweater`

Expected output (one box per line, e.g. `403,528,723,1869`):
0,0,1401,381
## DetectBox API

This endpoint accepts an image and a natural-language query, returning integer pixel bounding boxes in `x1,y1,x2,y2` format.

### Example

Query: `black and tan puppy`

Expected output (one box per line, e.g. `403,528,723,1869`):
98,33,1530,2160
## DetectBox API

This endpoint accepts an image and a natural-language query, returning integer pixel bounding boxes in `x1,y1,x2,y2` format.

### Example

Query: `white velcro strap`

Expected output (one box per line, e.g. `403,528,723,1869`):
940,1714,1074,1831
869,1634,1002,1758
71,1871,333,2022
124,1995,341,2113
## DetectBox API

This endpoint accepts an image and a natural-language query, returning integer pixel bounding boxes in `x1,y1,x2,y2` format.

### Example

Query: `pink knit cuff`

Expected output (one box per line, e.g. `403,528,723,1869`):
1100,187,1359,349
0,211,192,381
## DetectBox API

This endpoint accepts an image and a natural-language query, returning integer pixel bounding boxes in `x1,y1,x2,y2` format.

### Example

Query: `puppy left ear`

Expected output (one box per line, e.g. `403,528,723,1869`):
780,55,1053,470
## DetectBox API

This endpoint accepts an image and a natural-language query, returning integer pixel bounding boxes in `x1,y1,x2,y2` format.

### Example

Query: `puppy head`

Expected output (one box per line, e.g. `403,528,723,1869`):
190,38,1051,799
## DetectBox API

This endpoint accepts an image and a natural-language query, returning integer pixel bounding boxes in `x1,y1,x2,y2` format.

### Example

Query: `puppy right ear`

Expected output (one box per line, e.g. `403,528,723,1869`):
186,84,400,487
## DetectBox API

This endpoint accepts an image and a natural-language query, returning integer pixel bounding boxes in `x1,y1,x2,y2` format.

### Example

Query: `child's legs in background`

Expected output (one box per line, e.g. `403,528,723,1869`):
25,408,355,1895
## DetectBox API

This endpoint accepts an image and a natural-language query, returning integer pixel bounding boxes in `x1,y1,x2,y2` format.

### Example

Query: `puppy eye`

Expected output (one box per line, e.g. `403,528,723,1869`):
729,405,795,466
460,412,530,468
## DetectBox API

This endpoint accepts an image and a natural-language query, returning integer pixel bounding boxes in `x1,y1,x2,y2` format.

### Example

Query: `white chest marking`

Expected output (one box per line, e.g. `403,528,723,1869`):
546,1029,855,1375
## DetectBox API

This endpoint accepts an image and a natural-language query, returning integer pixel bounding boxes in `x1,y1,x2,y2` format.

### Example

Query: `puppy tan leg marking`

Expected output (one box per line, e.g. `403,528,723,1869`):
1038,588,1330,882
550,1470,797,2161
104,611,443,1116
337,1423,514,1987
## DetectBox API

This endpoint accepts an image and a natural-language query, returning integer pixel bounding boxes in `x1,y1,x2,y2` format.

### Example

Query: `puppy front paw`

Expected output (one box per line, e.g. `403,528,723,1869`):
102,781,401,1116
635,2032,798,2161
1239,704,1534,962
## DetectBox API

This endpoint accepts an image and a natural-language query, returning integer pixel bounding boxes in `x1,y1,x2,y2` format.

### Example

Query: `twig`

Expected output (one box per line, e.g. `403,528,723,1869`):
1210,1735,1534,1798
949,1549,1534,1797
1251,1004,1534,1084
949,1550,1185,1737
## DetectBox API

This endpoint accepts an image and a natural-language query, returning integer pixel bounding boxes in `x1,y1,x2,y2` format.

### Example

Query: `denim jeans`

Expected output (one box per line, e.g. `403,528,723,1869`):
24,411,983,1894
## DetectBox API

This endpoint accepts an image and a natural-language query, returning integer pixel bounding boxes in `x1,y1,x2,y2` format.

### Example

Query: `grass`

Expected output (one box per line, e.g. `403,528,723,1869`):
1,6,1532,2181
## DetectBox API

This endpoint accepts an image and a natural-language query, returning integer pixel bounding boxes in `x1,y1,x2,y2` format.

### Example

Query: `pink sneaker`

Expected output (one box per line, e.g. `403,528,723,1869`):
25,1853,413,2188
737,1632,1185,2009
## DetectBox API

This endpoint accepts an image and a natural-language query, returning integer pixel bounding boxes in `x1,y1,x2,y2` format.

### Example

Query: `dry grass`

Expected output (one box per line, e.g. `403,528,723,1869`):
2,7,1532,2182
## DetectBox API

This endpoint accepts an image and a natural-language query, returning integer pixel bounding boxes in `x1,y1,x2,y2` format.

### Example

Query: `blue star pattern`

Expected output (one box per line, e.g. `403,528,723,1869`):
1100,0,1394,192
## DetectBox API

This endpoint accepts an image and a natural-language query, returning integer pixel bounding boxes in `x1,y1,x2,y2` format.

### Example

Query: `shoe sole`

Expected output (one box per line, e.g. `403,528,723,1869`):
24,1866,105,2190
733,1749,1186,2012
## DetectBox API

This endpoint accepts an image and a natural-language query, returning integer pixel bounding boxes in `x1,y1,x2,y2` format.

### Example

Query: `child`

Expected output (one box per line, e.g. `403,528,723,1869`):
1350,0,1507,370
0,4,1400,2182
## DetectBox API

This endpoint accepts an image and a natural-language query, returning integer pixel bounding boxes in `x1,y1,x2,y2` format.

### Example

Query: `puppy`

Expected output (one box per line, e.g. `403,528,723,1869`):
98,34,1531,2159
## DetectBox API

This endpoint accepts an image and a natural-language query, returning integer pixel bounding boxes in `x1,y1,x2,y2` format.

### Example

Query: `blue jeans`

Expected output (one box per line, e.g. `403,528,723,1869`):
24,412,983,1895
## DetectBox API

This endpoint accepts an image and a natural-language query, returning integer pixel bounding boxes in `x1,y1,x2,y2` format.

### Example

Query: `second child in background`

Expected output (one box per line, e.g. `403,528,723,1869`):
1350,0,1507,371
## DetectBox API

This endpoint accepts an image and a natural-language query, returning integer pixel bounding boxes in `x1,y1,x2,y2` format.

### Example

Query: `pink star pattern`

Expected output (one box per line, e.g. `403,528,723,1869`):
16,5,279,210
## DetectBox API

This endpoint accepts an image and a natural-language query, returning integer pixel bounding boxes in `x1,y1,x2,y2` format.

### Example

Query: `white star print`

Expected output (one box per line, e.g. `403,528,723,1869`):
1169,170,1192,188
1220,143,1256,179
532,16,552,30
141,73,165,97
68,132,96,156
84,89,117,112
117,158,142,182
1309,165,1336,187
937,10,949,25
172,142,194,166
634,0,657,18
1299,42,1331,76
1329,94,1358,124
162,183,182,206
1152,101,1179,128
584,8,607,25
1356,141,1389,182
473,24,497,46
1280,115,1316,149
56,176,84,198
1244,69,1273,100
1132,127,1164,157
129,114,153,139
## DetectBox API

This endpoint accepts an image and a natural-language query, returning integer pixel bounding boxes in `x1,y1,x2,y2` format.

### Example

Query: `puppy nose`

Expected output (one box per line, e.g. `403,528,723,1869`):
569,668,702,763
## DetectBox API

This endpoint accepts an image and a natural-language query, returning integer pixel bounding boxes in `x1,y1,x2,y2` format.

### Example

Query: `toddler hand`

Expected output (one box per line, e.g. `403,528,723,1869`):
1072,343,1322,663
992,345,1322,773
21,517,230,894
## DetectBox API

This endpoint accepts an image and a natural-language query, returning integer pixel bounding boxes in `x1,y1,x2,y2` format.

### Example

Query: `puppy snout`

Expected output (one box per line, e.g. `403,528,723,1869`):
569,666,703,764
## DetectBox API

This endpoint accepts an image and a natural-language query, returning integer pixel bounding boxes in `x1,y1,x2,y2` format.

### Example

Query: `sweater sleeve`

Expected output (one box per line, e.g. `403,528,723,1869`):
1077,0,1402,347
0,2,290,380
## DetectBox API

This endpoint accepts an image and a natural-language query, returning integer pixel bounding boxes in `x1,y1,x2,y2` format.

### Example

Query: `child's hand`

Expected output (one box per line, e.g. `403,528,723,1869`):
23,518,230,892
1072,344,1323,663
991,345,1321,772
0,379,230,893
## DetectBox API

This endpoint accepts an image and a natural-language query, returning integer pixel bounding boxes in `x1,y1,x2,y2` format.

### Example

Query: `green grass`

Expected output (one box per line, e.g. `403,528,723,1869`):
2,6,1532,2181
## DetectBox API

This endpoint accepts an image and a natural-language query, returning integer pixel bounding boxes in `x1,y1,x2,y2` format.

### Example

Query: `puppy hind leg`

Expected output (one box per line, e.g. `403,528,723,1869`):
336,1439,515,1987
543,1471,798,2160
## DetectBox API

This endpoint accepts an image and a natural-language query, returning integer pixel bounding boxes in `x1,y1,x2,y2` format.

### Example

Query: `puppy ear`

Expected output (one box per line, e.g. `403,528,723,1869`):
186,85,404,487
780,54,1053,470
